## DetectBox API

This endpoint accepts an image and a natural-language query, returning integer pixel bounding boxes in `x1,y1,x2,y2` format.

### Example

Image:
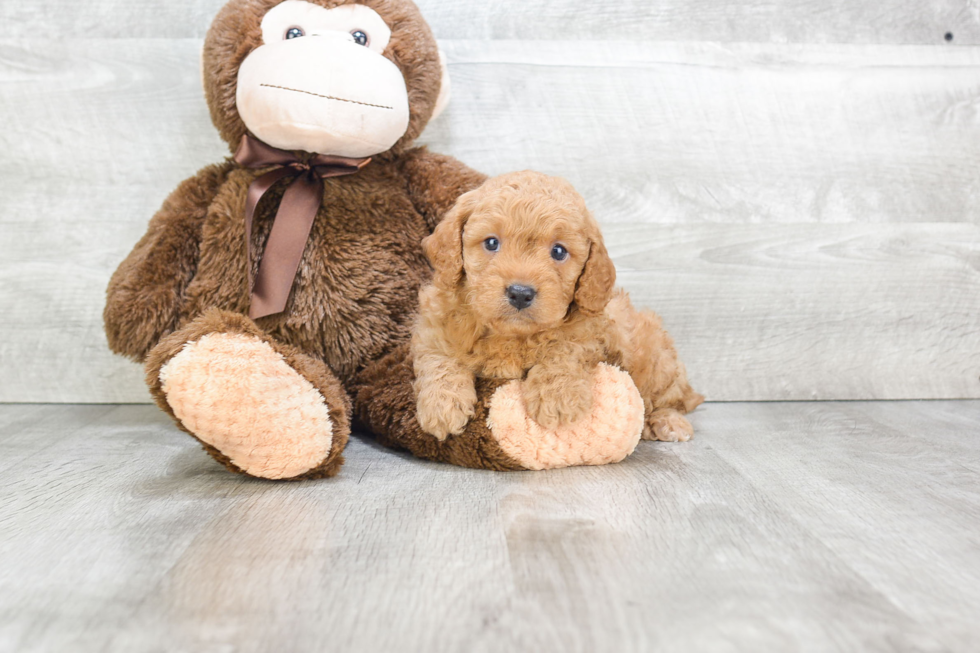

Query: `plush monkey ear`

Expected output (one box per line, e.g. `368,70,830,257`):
573,238,617,316
430,49,451,122
423,190,477,288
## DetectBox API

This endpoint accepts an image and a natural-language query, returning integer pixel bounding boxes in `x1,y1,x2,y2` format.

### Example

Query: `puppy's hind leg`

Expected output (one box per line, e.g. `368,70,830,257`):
604,290,703,442
644,408,694,442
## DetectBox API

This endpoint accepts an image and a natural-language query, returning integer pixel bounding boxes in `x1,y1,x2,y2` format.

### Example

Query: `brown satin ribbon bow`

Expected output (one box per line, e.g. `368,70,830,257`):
234,133,371,319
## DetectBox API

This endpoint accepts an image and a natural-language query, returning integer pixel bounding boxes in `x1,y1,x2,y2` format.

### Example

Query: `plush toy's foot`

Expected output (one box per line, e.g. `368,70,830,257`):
159,333,335,479
353,345,644,471
486,364,645,470
643,408,694,442
146,309,350,480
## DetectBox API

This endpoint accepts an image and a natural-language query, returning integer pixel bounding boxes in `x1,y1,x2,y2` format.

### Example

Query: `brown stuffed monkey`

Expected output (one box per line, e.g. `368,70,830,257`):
105,0,646,480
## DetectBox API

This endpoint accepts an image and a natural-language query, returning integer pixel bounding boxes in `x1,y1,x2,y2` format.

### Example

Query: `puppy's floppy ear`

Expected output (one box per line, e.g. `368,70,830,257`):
573,236,616,316
423,189,478,288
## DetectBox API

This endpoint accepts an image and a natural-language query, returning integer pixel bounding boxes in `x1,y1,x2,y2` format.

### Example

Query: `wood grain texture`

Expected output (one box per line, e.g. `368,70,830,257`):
608,222,980,401
1,401,979,652
2,38,979,402
0,39,228,404
704,401,980,653
427,41,980,226
1,0,978,45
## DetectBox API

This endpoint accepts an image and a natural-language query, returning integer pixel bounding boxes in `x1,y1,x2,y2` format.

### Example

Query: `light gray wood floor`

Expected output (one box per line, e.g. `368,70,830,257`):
1,401,978,653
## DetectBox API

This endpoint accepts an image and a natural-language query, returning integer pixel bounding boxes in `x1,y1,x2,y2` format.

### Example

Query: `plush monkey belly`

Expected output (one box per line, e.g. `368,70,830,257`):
135,157,437,479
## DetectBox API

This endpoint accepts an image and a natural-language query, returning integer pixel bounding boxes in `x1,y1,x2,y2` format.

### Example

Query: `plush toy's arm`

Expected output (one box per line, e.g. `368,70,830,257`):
400,146,487,232
104,161,234,362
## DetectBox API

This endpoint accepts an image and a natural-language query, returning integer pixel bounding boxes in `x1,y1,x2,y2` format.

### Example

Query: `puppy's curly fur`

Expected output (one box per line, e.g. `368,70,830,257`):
413,171,703,442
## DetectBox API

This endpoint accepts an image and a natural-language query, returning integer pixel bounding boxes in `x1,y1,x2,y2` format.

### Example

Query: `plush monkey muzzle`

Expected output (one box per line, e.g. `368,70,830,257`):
235,0,411,158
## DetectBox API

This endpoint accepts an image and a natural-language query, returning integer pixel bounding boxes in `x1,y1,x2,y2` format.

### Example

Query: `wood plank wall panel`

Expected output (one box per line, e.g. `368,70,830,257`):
428,42,980,226
0,40,229,403
1,0,978,44
608,223,980,401
1,28,979,402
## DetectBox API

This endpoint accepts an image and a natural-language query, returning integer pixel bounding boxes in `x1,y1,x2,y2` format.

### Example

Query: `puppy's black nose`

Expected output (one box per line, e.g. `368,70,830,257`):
506,284,536,310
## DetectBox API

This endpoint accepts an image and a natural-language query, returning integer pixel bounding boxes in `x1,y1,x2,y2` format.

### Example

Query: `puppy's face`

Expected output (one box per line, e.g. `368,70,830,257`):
424,171,616,336
461,197,589,334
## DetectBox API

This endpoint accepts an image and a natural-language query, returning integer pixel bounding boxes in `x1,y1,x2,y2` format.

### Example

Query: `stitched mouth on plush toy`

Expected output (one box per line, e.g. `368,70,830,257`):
259,83,394,110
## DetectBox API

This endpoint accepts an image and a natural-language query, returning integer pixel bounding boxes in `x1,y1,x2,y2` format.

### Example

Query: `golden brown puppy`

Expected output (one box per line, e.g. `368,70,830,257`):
413,170,703,442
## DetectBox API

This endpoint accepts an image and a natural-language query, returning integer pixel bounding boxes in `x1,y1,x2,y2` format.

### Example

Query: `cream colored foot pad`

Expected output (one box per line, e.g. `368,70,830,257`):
487,363,644,471
160,333,333,479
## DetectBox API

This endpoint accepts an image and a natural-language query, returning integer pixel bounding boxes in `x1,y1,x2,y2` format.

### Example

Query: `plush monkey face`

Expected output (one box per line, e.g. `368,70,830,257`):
237,1,410,156
203,0,448,156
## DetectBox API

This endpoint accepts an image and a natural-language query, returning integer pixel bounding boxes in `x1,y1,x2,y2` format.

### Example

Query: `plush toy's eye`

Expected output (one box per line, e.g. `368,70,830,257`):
351,30,369,46
285,27,305,40
551,244,569,261
484,237,500,252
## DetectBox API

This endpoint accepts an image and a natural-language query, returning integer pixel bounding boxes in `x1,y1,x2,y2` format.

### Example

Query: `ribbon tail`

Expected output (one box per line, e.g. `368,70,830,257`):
249,171,324,319
243,166,297,299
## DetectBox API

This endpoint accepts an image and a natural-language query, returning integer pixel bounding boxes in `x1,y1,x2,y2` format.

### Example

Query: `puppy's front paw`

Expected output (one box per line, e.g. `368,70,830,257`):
416,385,477,441
644,409,694,442
522,369,593,429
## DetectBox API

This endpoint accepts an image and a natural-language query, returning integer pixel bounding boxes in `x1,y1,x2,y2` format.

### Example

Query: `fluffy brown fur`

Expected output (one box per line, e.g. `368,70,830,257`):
104,0,488,478
412,171,704,441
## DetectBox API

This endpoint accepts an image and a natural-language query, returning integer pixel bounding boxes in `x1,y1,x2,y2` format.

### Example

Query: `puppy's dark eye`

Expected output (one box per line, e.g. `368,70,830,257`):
484,237,500,252
351,30,369,46
551,244,569,261
285,27,305,39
